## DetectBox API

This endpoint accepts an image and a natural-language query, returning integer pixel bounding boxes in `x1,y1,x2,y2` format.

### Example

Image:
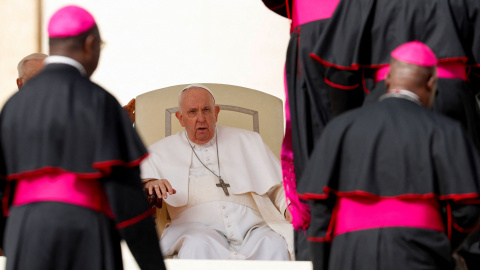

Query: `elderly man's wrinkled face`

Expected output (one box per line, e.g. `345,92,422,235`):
175,87,220,144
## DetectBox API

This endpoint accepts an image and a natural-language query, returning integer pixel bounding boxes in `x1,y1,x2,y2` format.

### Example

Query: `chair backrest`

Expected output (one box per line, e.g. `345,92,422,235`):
135,83,284,157
134,83,284,235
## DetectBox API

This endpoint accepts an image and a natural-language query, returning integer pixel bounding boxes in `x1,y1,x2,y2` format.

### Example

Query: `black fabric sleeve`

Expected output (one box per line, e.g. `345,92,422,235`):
307,198,335,270
102,166,165,270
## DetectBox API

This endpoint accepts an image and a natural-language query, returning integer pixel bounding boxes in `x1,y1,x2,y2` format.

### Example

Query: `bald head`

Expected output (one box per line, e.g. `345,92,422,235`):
176,87,220,145
386,57,437,108
386,42,438,108
16,53,48,89
178,85,215,109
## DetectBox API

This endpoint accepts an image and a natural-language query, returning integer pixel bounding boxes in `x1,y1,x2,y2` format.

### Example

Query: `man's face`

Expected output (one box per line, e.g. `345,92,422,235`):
175,88,220,145
17,59,44,88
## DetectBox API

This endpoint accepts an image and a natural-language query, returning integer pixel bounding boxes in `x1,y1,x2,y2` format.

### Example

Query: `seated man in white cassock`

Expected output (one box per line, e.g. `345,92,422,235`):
140,84,294,260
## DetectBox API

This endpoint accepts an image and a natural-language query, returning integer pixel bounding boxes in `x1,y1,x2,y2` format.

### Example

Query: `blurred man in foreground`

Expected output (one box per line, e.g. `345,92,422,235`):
0,5,164,270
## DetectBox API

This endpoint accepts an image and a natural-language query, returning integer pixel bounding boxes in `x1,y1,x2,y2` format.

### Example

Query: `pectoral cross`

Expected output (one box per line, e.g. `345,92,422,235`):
216,178,230,196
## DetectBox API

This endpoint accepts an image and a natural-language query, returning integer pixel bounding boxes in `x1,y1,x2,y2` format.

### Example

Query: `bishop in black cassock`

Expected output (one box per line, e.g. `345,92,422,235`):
0,5,164,270
298,42,480,270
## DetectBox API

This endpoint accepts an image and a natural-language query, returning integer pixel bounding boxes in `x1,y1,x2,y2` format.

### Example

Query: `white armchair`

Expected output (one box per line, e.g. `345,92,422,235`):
134,83,284,235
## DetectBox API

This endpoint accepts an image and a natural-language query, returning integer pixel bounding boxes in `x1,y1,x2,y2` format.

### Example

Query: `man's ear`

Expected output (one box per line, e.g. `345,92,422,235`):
16,78,23,89
175,111,185,127
83,34,95,56
426,74,437,94
214,105,220,121
385,72,391,90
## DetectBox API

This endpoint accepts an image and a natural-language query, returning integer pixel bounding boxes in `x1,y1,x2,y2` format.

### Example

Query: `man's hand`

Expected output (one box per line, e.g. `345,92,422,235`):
123,98,135,123
143,178,176,199
285,208,292,223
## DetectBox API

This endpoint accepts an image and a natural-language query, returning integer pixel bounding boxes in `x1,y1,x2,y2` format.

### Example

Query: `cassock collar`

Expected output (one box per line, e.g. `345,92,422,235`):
44,55,87,76
189,130,217,149
379,89,422,106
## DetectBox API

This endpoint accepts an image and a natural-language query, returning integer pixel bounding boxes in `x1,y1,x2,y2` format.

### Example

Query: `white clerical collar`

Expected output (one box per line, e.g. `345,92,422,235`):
379,89,422,106
44,56,87,76
190,132,217,149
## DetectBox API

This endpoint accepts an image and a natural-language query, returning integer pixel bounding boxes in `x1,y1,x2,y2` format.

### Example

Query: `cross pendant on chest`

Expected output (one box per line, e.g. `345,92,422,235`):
216,178,230,196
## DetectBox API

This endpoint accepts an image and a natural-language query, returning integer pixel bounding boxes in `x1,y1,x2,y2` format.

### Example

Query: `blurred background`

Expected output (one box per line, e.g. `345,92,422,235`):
0,0,290,108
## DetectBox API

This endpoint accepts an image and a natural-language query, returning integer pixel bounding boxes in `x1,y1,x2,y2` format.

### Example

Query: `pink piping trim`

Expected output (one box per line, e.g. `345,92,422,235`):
310,53,469,71
307,236,329,242
324,77,360,90
298,186,480,201
286,0,291,19
5,153,148,181
362,68,370,94
2,182,11,216
453,221,480,233
116,208,156,229
447,203,452,240
268,2,286,11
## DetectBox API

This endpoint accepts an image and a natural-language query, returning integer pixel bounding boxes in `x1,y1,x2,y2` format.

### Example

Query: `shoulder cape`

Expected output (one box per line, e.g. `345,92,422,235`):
140,125,282,207
310,0,470,69
0,64,147,180
297,98,480,201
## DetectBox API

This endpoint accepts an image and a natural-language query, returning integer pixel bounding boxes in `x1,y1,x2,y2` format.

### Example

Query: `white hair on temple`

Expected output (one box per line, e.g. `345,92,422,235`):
178,84,216,108
17,53,48,78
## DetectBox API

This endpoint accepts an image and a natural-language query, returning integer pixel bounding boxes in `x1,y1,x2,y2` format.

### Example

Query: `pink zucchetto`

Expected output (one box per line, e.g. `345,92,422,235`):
391,41,438,67
48,5,96,38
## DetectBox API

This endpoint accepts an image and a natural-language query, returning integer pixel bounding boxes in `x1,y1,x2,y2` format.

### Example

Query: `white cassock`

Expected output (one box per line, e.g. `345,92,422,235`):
140,126,294,260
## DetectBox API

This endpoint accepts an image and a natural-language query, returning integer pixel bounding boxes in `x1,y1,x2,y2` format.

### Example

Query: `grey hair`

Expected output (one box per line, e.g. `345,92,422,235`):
17,53,48,78
177,84,216,111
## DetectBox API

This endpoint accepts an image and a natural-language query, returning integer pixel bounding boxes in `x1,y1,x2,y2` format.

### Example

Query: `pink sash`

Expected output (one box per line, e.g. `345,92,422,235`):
292,0,340,28
374,62,466,83
13,172,114,218
334,196,445,236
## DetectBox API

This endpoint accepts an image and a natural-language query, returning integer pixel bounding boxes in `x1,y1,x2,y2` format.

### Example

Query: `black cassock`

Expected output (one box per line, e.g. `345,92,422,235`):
262,0,364,179
298,96,480,270
0,63,165,270
261,0,364,260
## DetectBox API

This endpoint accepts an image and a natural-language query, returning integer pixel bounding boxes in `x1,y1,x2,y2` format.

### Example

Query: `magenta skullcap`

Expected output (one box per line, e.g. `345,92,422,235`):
391,41,438,67
48,5,96,38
